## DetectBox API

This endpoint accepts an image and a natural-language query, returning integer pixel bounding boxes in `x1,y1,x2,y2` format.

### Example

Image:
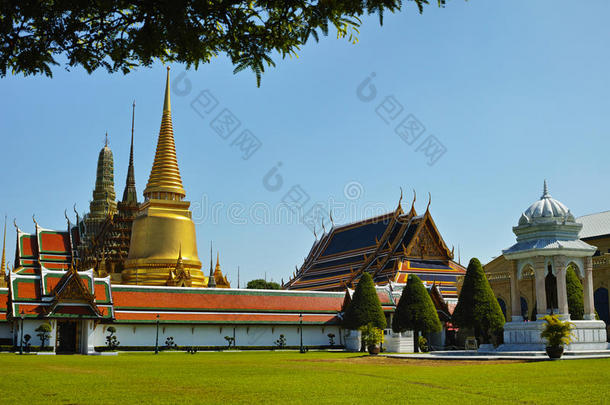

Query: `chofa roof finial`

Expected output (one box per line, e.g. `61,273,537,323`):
398,187,403,208
410,189,417,213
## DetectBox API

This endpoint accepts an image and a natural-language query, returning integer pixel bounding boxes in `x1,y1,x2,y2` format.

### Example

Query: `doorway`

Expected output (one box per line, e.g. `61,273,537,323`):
56,320,79,353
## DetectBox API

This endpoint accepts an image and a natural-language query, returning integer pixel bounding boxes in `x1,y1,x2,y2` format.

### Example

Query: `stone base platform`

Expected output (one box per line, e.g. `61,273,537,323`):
501,319,607,351
384,350,610,361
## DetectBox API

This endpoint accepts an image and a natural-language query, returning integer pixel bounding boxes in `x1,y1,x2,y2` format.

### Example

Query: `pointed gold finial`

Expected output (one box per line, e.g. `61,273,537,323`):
1,216,7,276
163,66,171,113
143,67,185,200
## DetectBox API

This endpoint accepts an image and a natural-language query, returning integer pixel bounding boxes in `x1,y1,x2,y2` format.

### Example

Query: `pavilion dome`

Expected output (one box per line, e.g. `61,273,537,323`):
518,181,574,225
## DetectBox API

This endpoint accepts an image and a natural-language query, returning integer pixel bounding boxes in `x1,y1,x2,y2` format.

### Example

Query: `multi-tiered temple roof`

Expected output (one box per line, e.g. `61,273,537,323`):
14,221,78,274
285,197,465,299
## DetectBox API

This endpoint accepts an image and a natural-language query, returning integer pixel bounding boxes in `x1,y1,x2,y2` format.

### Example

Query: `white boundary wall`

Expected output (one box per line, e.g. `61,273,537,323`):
92,323,342,349
7,320,342,353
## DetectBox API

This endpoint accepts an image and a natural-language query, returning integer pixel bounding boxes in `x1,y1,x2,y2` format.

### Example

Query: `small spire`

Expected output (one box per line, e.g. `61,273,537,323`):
216,251,220,269
541,179,551,198
122,100,138,203
208,241,216,288
105,132,108,147
1,216,6,276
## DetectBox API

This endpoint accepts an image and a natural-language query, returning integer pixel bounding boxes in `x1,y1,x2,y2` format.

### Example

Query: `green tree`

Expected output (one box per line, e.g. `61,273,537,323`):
35,323,52,349
566,265,584,320
105,326,120,350
452,258,505,344
246,279,281,290
392,274,441,352
0,1,445,85
342,272,386,330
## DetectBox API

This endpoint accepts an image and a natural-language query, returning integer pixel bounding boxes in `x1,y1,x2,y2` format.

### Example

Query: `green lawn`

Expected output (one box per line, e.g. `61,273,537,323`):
0,352,608,404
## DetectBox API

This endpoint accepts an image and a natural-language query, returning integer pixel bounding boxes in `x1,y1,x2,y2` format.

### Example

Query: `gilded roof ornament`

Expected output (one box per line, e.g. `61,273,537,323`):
1,216,6,276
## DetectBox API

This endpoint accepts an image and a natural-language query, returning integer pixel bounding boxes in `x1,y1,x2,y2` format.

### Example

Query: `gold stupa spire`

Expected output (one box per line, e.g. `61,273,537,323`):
1,216,6,276
122,68,203,287
143,67,186,200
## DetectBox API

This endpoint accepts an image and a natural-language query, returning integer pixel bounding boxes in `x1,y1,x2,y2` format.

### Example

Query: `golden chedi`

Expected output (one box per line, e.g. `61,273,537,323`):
122,67,204,286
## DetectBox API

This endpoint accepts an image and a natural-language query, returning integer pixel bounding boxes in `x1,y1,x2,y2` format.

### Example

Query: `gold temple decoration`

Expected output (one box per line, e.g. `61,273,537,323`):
212,252,231,288
166,245,192,287
122,67,203,286
0,216,6,287
143,67,186,200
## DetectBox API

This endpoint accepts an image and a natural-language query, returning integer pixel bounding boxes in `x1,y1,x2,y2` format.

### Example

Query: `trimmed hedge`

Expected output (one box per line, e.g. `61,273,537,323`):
392,274,441,335
0,345,54,352
453,258,505,344
342,272,386,330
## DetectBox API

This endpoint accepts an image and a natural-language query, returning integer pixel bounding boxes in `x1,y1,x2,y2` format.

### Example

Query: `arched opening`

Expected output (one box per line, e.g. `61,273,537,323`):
497,297,507,320
520,297,528,320
594,287,609,325
566,263,584,320
545,264,558,311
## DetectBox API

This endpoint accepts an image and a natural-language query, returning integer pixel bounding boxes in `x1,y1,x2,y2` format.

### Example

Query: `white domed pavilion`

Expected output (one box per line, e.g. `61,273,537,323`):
499,181,607,351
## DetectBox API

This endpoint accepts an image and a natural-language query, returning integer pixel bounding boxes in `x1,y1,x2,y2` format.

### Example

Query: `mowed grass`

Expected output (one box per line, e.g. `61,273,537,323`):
0,352,609,404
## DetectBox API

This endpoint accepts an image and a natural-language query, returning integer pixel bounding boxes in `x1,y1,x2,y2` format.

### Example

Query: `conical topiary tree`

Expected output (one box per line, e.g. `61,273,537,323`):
566,265,584,320
392,274,442,352
342,272,386,330
452,258,505,344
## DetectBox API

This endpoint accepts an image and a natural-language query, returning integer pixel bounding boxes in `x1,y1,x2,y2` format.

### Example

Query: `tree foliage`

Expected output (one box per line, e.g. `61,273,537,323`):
392,274,441,335
566,265,584,320
105,326,120,350
35,323,52,348
452,258,505,343
342,272,386,330
246,279,281,290
0,0,445,85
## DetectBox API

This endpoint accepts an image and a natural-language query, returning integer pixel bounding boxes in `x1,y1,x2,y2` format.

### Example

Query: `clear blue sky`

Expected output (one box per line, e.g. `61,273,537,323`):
1,0,609,286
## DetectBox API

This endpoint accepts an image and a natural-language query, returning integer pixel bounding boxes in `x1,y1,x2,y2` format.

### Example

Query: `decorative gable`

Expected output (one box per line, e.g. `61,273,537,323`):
405,214,452,260
47,265,101,317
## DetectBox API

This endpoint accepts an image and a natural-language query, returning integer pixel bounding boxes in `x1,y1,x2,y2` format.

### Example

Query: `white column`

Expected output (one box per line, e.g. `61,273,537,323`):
534,256,547,320
510,261,522,321
554,256,569,319
583,257,596,320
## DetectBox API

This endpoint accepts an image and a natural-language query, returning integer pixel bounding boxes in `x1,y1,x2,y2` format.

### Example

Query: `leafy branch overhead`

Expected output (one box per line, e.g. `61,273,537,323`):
0,0,445,85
